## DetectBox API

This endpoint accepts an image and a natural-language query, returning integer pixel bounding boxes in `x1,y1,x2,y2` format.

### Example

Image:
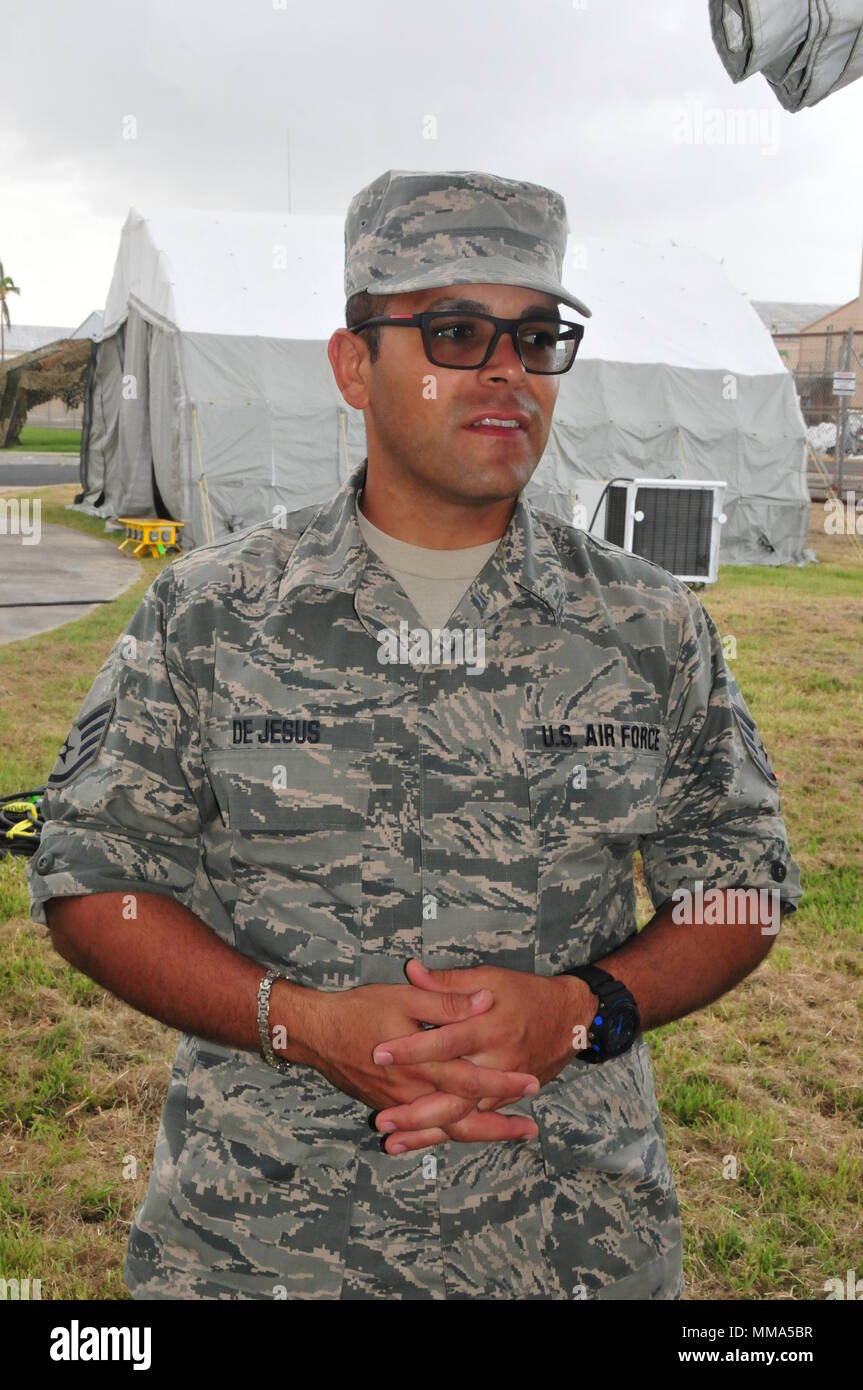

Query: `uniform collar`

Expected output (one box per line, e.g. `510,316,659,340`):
277,458,567,625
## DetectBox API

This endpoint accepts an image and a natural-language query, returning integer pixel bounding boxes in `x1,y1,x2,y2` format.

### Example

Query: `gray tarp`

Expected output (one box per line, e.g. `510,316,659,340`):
78,325,124,508
709,0,863,110
526,362,809,566
175,333,356,539
148,325,185,527
105,307,153,522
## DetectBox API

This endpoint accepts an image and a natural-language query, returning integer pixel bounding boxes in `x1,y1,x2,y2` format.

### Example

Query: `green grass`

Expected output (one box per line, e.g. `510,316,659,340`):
4,426,81,454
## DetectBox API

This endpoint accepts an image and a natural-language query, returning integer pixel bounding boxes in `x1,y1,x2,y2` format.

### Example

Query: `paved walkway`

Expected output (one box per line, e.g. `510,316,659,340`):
0,522,141,645
0,452,81,487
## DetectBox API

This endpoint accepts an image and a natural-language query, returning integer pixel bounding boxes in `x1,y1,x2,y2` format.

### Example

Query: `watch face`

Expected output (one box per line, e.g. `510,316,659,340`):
606,1004,638,1055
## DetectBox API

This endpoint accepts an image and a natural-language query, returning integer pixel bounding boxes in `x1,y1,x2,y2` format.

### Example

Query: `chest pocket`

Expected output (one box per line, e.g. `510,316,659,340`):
201,717,373,988
203,718,373,836
522,720,664,845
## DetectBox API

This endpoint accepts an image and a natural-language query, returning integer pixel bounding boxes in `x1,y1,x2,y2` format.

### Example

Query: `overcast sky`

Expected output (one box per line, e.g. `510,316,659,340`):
3,0,862,326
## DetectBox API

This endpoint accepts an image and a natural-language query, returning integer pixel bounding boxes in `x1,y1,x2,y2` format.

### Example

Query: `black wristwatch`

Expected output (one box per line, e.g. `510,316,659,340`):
561,963,641,1063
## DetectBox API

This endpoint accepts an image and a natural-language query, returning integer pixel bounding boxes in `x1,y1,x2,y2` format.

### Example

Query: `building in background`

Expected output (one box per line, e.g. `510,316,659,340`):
753,245,863,422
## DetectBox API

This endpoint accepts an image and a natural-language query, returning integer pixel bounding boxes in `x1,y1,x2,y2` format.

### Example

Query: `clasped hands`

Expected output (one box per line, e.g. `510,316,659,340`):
313,958,589,1155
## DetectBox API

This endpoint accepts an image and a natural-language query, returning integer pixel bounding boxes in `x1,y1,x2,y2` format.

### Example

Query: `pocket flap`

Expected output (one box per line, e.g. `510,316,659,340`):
203,719,372,832
523,722,663,838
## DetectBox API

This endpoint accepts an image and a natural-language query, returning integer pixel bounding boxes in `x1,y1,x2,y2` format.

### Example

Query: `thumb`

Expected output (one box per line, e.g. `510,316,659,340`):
404,958,489,994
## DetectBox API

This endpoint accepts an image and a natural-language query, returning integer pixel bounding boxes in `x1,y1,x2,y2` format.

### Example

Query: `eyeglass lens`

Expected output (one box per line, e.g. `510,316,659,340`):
426,314,576,372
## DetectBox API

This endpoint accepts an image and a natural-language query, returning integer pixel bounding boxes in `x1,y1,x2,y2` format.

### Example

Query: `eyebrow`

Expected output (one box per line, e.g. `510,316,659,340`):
424,296,561,319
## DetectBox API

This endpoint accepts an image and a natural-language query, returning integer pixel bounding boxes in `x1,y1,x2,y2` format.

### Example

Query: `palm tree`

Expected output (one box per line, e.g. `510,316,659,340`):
0,261,21,363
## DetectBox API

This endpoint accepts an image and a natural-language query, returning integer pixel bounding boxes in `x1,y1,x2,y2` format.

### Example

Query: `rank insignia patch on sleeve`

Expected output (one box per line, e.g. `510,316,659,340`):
732,701,777,786
48,697,116,787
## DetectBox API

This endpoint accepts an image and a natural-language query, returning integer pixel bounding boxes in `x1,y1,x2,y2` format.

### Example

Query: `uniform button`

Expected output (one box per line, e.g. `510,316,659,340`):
770,861,787,883
35,852,54,873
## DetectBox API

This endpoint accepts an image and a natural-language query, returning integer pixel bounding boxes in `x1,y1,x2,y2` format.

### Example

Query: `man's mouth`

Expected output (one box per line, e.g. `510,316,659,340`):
466,415,528,436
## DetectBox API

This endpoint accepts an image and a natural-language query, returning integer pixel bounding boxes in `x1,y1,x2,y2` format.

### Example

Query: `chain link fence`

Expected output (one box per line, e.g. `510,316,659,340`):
773,327,863,499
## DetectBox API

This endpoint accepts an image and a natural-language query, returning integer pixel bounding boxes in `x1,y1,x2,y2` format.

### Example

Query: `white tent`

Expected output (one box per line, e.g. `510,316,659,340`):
76,207,809,565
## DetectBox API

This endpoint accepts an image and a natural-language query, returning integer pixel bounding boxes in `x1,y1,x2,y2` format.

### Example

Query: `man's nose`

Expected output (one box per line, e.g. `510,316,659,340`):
480,329,526,381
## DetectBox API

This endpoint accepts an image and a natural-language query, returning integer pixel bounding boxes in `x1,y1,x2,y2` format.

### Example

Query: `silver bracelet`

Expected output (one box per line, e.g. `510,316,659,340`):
257,967,292,1073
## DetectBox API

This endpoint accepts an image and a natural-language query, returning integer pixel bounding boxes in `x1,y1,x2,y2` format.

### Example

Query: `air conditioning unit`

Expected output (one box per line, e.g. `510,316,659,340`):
603,478,728,584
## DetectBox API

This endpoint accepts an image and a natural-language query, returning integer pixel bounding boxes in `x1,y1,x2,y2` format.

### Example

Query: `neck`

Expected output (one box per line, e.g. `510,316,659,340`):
358,456,517,549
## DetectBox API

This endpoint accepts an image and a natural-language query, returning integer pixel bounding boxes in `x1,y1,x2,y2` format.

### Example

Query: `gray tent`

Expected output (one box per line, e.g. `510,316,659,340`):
76,208,809,565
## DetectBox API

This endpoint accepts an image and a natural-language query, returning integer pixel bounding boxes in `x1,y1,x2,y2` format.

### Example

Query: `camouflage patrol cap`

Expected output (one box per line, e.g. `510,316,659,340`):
344,168,591,318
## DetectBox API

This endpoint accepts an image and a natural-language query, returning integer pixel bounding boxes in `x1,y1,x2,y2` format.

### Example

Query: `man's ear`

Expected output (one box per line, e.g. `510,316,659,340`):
327,327,371,411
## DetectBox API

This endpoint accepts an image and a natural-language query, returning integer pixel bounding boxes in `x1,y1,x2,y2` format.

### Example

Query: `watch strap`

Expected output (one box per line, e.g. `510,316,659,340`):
563,963,616,994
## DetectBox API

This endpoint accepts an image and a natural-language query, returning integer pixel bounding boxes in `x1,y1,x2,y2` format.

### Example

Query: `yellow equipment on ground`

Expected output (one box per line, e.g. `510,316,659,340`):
116,518,185,559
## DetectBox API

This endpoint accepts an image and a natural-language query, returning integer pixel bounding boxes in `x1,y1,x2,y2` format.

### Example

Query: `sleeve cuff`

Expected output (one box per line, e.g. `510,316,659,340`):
26,823,199,927
640,821,803,920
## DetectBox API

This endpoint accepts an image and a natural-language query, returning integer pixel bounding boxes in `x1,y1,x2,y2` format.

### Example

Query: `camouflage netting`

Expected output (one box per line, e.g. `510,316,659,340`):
0,338,91,445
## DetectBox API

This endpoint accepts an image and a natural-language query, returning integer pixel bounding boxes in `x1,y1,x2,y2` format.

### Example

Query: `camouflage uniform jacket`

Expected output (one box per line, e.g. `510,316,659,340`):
26,459,802,1300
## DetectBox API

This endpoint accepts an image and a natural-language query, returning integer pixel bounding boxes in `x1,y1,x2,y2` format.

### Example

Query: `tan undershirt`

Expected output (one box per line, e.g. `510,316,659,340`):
356,496,500,630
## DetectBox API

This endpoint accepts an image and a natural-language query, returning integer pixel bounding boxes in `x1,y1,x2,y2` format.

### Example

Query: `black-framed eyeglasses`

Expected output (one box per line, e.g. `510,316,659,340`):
349,310,585,374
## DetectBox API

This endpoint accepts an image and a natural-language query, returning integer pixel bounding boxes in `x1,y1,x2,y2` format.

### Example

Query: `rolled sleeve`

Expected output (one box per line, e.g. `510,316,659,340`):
26,567,206,927
640,585,803,916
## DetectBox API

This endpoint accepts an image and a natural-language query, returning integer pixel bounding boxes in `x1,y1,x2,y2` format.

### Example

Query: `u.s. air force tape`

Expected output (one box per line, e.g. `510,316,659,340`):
48,697,116,787
732,700,777,786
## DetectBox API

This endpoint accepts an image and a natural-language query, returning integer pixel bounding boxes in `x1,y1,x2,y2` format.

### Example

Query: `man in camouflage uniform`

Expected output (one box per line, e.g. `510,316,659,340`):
27,169,802,1300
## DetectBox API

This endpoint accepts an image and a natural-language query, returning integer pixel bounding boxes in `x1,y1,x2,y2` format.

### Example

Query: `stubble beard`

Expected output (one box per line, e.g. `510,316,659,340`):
390,426,541,510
